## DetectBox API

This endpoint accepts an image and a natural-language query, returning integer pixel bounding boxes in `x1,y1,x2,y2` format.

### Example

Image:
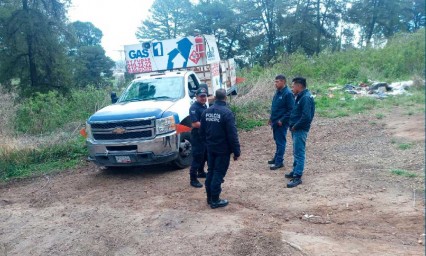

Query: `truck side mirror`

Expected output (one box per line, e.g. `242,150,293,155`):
111,92,118,103
227,85,238,96
189,90,196,98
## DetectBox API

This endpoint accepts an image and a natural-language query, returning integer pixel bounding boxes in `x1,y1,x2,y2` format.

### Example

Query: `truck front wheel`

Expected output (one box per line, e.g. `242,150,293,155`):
173,132,193,169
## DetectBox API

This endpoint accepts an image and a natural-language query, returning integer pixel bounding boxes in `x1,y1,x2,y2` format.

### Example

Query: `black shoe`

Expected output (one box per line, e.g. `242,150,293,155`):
197,171,207,178
284,172,294,179
270,164,284,170
267,159,275,164
190,179,203,188
287,177,302,188
210,199,229,209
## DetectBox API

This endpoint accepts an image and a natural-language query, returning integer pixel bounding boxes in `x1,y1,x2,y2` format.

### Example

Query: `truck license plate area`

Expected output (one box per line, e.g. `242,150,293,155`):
115,156,131,163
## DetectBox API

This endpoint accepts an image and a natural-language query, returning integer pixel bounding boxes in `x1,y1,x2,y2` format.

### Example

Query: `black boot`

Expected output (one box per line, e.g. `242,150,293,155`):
190,176,203,188
287,176,302,188
210,195,228,209
270,163,284,170
267,159,275,164
284,172,294,179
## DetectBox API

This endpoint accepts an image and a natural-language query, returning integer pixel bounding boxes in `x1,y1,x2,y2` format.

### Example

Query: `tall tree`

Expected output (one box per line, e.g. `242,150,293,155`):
191,0,255,60
346,0,408,47
72,45,115,88
278,0,343,55
403,0,425,32
68,21,114,88
248,0,282,62
0,0,72,97
69,21,103,47
135,0,193,40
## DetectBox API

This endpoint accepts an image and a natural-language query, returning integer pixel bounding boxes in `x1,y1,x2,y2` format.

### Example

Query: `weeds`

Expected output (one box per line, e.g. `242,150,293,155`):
0,137,87,181
397,143,412,150
14,87,110,134
391,169,418,178
376,113,385,119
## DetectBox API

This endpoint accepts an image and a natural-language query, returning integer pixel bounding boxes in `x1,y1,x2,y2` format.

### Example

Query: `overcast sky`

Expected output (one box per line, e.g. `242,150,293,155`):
68,0,155,61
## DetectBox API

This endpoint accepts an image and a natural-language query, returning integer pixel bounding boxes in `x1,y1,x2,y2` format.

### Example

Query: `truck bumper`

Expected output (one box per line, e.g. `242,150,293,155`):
86,133,179,167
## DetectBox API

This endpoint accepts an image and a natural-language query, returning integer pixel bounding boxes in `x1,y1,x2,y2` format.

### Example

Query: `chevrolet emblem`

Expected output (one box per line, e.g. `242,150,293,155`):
112,127,126,134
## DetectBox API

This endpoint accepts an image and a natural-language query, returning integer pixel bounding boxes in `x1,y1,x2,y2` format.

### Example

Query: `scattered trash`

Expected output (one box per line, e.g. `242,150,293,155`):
339,80,415,99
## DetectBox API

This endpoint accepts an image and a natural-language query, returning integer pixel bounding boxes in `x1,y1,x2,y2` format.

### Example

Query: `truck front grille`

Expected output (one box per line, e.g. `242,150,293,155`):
93,130,153,140
91,119,153,129
90,119,155,141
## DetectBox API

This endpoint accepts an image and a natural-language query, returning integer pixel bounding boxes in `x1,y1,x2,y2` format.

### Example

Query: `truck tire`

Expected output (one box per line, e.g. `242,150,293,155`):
173,132,193,169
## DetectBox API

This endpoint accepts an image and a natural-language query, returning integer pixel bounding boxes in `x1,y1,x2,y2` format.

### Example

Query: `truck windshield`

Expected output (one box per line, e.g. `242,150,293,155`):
118,77,185,102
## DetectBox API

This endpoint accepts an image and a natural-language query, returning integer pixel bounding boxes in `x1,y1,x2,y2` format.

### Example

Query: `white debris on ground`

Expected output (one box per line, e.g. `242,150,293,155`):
329,80,415,99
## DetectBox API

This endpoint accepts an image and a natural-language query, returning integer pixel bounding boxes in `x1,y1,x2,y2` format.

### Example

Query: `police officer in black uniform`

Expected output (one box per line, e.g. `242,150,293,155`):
199,89,241,209
188,87,208,188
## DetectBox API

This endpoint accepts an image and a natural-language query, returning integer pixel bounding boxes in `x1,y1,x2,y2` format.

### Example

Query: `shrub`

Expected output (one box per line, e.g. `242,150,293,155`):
14,86,110,134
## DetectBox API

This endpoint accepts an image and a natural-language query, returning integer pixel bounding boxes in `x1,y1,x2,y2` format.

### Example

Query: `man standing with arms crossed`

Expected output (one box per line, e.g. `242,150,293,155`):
200,89,241,209
286,77,315,188
188,87,208,188
268,75,295,170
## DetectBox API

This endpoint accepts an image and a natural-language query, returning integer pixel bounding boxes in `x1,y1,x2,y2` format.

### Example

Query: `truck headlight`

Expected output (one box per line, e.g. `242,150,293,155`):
156,116,176,135
86,122,94,140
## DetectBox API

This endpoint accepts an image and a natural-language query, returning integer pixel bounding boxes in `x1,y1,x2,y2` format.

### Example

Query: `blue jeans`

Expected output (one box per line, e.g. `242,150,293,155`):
272,125,288,165
205,152,230,196
291,130,308,177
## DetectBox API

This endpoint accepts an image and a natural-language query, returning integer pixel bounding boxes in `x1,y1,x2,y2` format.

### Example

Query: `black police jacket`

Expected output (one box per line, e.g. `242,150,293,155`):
189,101,207,140
199,101,241,157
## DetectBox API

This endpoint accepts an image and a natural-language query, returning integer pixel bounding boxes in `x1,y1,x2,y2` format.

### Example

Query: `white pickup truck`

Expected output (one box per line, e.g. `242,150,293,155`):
84,35,237,168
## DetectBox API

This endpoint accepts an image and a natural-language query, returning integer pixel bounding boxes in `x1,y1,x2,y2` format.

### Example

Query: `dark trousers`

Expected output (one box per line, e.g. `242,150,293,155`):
190,136,206,179
205,151,230,197
272,124,288,165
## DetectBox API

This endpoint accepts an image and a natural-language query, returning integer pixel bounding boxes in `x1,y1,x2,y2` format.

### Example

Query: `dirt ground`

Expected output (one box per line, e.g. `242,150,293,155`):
0,109,424,256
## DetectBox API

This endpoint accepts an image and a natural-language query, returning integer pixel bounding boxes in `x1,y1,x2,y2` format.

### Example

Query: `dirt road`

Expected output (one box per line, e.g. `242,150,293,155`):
0,110,424,256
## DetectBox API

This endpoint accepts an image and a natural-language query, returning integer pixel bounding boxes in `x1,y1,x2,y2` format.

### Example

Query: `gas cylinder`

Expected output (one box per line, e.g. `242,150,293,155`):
195,36,205,57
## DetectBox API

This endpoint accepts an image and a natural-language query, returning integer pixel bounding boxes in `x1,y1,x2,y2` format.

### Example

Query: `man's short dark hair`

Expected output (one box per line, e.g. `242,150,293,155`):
275,75,286,81
292,77,307,88
215,89,227,101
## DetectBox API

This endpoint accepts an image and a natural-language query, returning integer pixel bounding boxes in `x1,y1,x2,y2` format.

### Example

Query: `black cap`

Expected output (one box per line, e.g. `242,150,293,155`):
196,87,208,96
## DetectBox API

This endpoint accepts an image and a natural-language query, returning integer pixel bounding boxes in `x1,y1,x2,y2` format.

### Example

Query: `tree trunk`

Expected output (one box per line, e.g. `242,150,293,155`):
365,0,380,47
315,0,321,55
23,0,37,88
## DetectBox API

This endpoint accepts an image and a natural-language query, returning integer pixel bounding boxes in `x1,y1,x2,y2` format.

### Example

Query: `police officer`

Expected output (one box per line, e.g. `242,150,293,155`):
199,89,241,209
188,87,208,188
268,75,295,170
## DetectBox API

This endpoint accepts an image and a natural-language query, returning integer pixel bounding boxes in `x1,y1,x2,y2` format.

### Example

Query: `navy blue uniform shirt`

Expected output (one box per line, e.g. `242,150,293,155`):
270,86,295,126
289,89,315,131
189,101,207,139
199,101,240,157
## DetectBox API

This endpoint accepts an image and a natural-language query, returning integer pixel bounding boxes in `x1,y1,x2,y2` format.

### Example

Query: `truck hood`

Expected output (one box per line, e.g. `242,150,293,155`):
88,100,177,122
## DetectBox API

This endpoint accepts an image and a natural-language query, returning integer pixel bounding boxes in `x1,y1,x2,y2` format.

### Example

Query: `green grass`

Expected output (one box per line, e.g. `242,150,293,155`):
376,113,385,119
14,87,110,134
397,143,412,150
0,137,87,181
231,101,269,130
390,169,418,178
